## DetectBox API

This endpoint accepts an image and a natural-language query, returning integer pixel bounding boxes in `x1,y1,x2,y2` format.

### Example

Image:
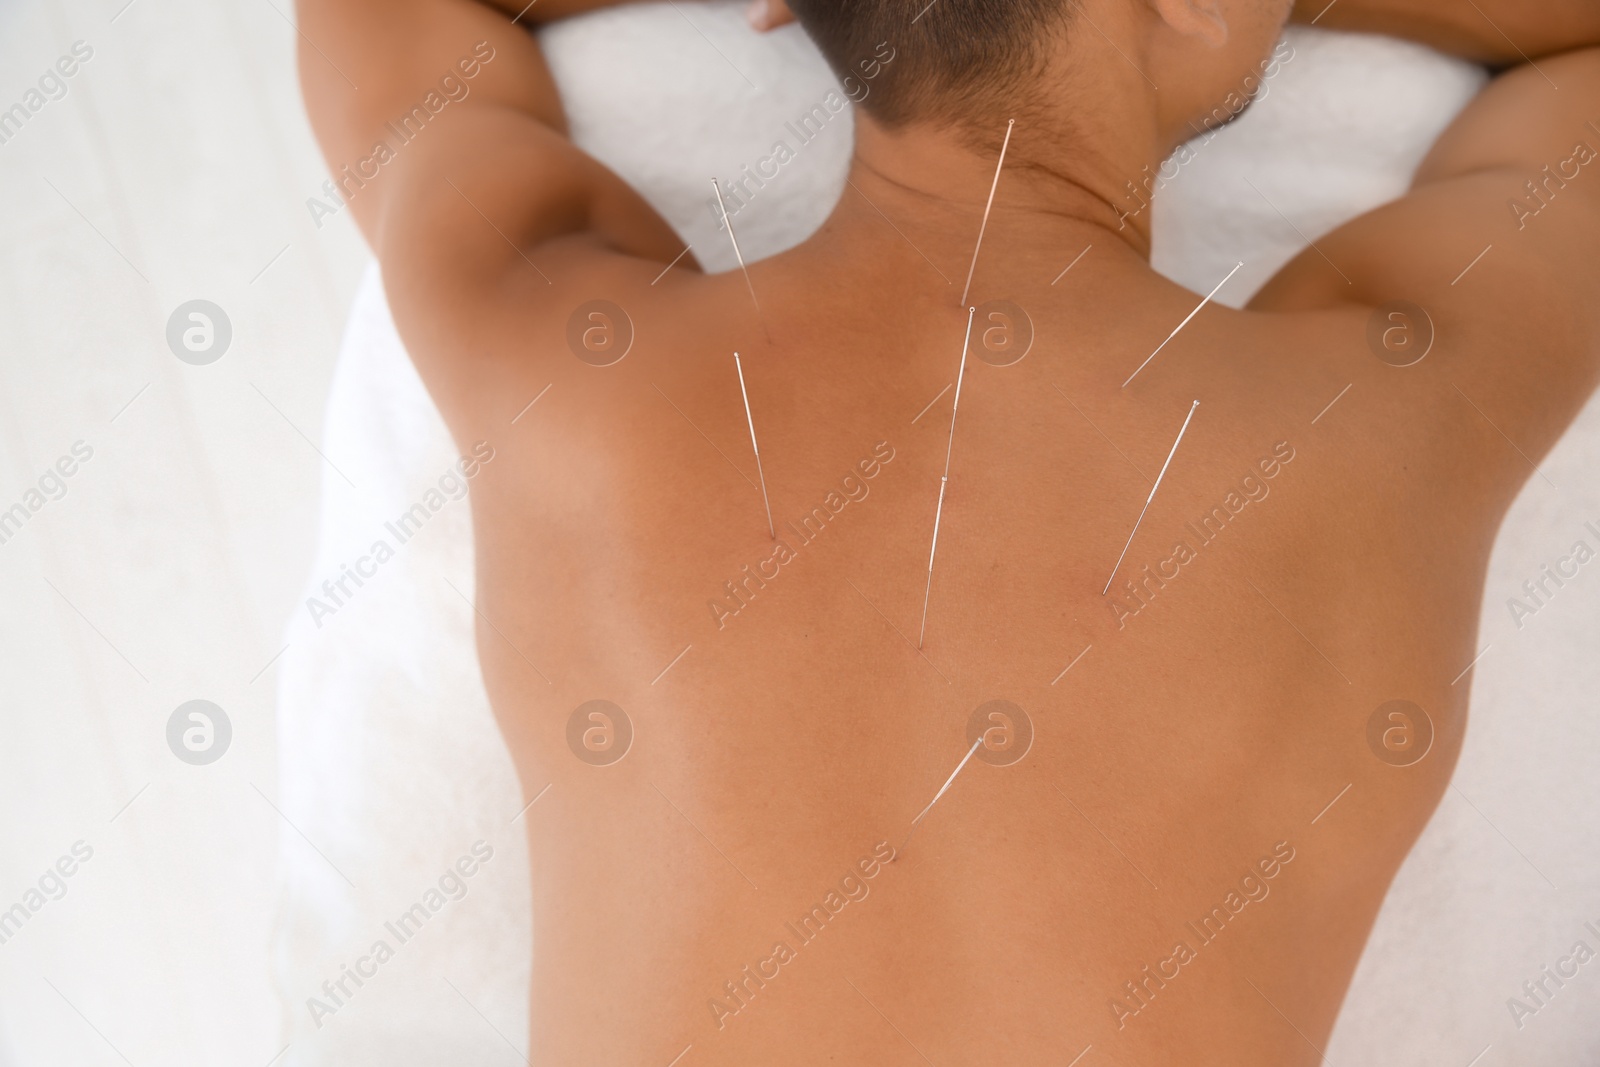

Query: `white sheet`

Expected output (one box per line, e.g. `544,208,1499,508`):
272,10,1600,1063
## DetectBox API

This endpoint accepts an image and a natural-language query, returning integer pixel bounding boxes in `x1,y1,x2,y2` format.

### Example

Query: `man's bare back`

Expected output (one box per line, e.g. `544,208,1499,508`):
296,0,1600,1061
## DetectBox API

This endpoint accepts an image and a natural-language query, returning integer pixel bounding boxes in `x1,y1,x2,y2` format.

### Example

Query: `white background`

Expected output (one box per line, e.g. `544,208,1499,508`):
0,0,362,1062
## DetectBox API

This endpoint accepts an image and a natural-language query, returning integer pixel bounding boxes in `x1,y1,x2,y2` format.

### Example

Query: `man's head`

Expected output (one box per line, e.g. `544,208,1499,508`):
781,0,1074,128
775,0,1294,148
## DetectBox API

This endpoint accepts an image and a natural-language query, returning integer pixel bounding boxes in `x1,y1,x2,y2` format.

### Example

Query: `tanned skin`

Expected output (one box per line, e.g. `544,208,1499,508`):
295,0,1600,1061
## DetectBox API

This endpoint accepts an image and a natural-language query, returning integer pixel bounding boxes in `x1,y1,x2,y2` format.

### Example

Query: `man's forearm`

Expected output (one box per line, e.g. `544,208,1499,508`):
1293,0,1600,65
471,0,641,25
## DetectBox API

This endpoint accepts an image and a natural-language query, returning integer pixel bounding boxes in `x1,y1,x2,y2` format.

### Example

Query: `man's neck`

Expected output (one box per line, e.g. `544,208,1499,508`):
816,113,1166,304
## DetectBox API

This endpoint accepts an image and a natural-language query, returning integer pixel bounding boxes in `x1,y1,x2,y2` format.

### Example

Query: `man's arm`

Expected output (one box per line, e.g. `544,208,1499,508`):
1252,5,1600,473
1292,0,1600,67
295,0,688,418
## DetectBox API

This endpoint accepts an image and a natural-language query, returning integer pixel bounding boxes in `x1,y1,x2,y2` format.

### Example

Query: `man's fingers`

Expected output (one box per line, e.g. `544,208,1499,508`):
746,0,796,31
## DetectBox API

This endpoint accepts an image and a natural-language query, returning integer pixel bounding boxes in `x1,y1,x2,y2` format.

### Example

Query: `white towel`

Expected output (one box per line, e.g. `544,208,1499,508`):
272,9,1600,1063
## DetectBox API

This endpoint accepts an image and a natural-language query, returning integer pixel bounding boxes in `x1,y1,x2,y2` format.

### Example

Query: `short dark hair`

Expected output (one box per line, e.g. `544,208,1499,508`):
785,0,1075,127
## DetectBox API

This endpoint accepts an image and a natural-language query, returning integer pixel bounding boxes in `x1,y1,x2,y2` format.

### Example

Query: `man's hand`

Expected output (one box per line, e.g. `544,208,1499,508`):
746,0,795,32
